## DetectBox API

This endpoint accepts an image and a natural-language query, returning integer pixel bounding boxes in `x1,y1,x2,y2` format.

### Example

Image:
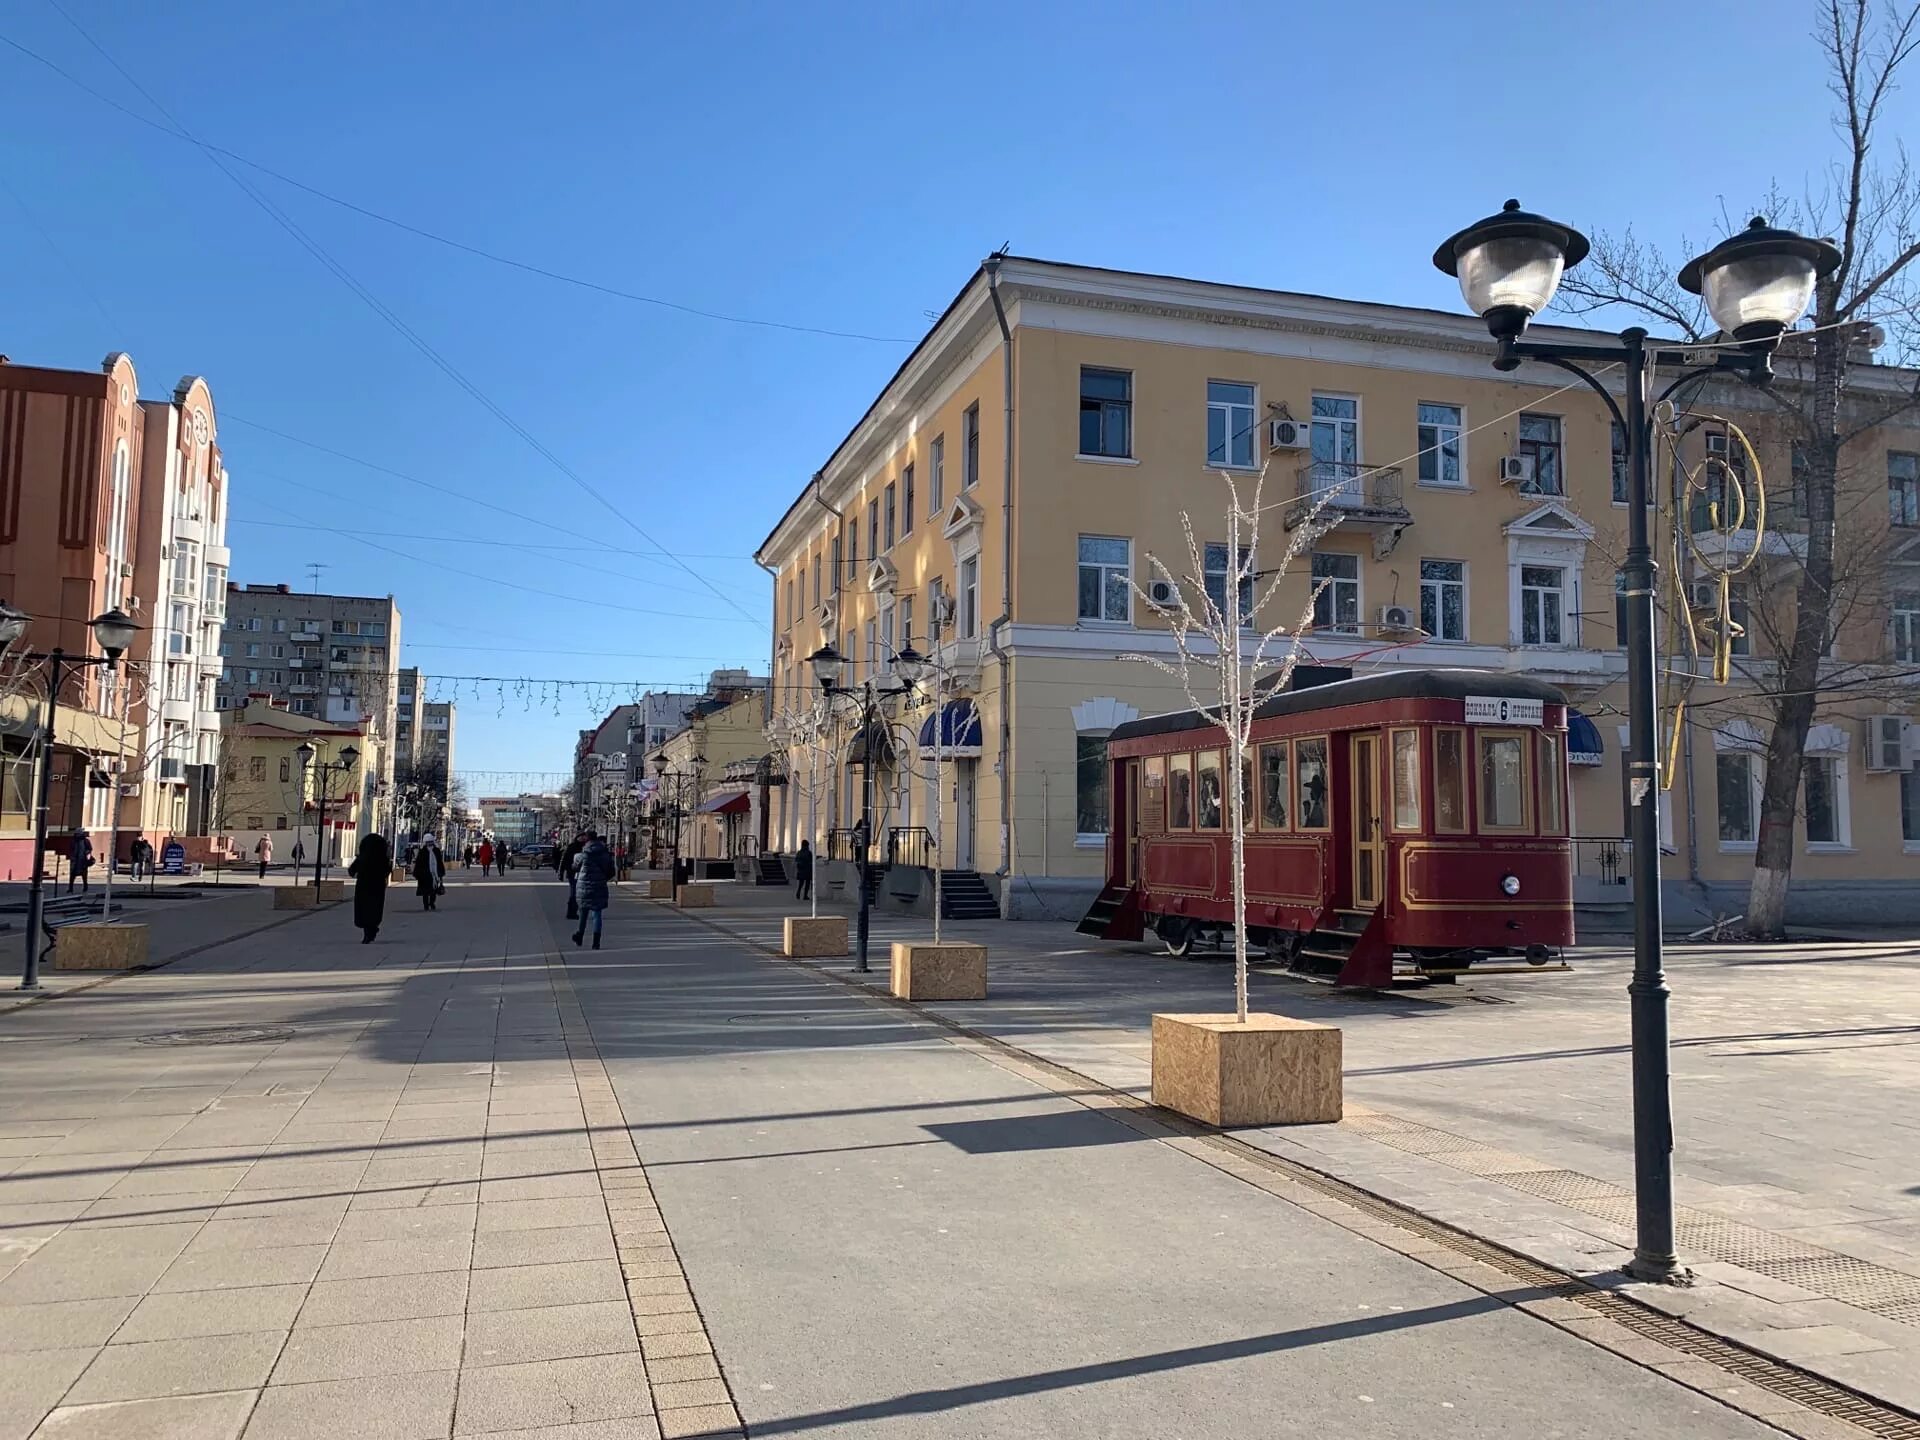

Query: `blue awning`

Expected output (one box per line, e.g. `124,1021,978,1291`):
1568,708,1604,767
917,699,983,758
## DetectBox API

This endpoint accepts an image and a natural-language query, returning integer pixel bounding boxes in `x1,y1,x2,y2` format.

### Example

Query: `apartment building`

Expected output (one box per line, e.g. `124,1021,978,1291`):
216,586,401,785
215,696,377,866
392,665,425,779
755,256,1920,922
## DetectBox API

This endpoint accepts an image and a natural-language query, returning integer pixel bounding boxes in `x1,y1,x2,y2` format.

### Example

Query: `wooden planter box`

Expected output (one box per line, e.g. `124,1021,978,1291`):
390,866,408,882
643,876,673,899
53,922,149,970
890,941,988,1001
314,880,346,902
674,883,715,908
783,915,848,957
273,886,317,911
1150,1013,1342,1127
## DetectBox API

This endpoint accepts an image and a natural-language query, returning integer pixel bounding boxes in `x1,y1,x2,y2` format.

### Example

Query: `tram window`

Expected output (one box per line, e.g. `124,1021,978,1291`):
1539,732,1566,835
1196,752,1223,830
1435,728,1468,833
1478,731,1530,830
1258,742,1289,830
1240,755,1254,831
1391,729,1421,831
1141,755,1167,833
1168,754,1194,829
1296,738,1330,830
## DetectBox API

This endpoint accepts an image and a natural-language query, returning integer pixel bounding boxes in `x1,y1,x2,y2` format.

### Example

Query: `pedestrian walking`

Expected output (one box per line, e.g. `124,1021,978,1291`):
67,830,94,892
292,836,306,867
254,833,274,879
794,838,814,900
478,839,494,876
413,837,445,911
463,843,474,870
347,832,391,944
500,845,512,873
570,831,615,950
129,836,152,881
560,833,585,919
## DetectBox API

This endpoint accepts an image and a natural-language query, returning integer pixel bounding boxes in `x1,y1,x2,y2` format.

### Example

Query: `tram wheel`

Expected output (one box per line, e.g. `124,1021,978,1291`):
1160,919,1196,958
1525,944,1553,966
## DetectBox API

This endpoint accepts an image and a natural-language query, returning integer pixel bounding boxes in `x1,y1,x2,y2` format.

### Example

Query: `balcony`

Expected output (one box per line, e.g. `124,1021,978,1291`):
157,758,186,783
289,681,320,696
293,631,322,645
170,574,198,600
1286,461,1413,558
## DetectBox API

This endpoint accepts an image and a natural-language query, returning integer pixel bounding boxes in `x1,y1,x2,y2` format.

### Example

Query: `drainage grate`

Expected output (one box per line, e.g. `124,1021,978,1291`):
136,1025,295,1047
1448,1149,1557,1177
1750,1256,1920,1307
1673,1219,1828,1268
1863,1297,1920,1326
1498,1170,1632,1203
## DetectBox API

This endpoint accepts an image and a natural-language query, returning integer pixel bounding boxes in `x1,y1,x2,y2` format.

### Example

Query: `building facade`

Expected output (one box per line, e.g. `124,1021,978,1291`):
215,696,377,867
392,666,425,780
755,256,1920,923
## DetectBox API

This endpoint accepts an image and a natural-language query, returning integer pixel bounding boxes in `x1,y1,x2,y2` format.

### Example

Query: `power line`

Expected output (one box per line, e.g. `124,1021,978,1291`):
0,30,913,346
41,2,760,626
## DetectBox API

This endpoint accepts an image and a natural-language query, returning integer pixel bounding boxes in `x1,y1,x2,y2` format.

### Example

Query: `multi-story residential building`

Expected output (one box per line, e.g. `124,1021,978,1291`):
420,700,455,788
0,352,145,874
216,585,401,785
755,255,1920,923
391,665,425,780
215,696,378,867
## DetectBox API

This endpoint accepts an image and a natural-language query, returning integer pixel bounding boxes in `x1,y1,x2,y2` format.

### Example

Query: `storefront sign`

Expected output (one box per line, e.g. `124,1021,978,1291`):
161,840,186,875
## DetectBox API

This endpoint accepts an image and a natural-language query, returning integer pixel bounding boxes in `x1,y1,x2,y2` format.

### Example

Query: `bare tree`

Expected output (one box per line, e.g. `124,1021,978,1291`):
1558,0,1920,936
1125,468,1332,1022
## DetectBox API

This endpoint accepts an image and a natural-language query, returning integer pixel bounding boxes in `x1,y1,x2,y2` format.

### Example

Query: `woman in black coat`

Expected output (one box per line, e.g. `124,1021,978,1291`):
347,832,391,945
413,840,445,911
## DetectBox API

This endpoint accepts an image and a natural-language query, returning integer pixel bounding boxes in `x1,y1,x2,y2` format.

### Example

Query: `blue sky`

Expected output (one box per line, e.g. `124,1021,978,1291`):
0,0,1902,784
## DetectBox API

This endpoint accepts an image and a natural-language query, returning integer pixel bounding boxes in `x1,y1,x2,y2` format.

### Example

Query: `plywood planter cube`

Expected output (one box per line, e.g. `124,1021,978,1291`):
1150,1013,1342,1127
644,876,673,899
783,915,848,958
314,879,346,902
675,883,715,908
391,866,408,882
53,923,149,971
890,941,988,1001
273,886,318,911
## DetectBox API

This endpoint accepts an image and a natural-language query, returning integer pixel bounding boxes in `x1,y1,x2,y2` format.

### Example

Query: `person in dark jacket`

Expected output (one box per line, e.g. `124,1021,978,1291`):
413,837,445,910
794,839,814,900
570,832,615,949
560,835,585,919
347,832,391,944
129,836,153,881
68,830,94,892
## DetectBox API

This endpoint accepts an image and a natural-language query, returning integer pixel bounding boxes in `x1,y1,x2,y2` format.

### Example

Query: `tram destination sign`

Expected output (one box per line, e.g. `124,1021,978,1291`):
1464,695,1544,726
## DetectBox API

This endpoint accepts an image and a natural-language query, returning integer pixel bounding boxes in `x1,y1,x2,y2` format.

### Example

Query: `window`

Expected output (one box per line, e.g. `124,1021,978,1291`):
1517,414,1563,495
830,537,842,594
248,755,266,782
1419,560,1465,641
269,644,284,659
928,577,946,638
848,517,858,571
866,617,880,674
1416,403,1464,486
1079,369,1132,458
1791,442,1810,516
1077,536,1131,623
1728,582,1751,657
901,466,914,535
1258,742,1289,830
1295,738,1329,829
1196,751,1223,830
1903,772,1920,845
1611,422,1629,504
279,757,291,783
959,556,979,638
1309,394,1359,493
868,499,880,561
1168,753,1194,829
1478,732,1528,830
931,435,946,511
1538,733,1564,835
1310,552,1360,633
785,578,795,627
884,484,897,549
1141,755,1167,832
1206,381,1255,468
1076,736,1110,836
1717,752,1759,845
362,622,385,638
1204,543,1253,624
1520,565,1566,646
1391,729,1421,830
1805,755,1846,845
1435,729,1467,832
1896,591,1920,662
963,405,980,487
248,617,262,631
812,555,822,607
1892,452,1920,528
898,595,915,649
272,618,287,633
245,642,260,658
880,609,895,670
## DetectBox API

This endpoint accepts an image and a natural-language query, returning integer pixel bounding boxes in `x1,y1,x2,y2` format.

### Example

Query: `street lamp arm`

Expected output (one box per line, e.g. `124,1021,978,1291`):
1520,352,1630,432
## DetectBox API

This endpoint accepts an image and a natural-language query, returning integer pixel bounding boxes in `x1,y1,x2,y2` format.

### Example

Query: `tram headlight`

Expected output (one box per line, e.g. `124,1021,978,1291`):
1500,873,1521,897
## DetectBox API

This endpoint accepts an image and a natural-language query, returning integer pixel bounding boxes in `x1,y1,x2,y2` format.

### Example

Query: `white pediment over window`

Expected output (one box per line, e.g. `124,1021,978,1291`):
1806,723,1849,754
942,494,986,561
775,635,793,666
1071,697,1140,733
1713,718,1766,752
866,557,898,595
818,594,838,631
1504,501,1596,543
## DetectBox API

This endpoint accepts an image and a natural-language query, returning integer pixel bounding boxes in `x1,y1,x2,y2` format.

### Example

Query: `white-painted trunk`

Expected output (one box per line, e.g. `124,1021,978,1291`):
1747,865,1791,939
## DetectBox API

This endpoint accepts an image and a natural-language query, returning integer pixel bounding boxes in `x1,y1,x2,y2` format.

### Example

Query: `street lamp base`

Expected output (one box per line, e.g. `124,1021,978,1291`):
1624,1253,1696,1286
15,979,44,993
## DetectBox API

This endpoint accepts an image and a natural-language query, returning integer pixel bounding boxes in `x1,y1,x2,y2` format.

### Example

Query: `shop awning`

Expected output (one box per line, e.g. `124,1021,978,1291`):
847,722,894,767
917,700,983,759
696,791,750,815
1568,709,1604,767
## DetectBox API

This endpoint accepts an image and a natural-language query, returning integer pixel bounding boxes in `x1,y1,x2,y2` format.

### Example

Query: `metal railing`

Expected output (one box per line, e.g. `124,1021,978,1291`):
825,827,865,861
1572,835,1627,886
1293,459,1408,515
886,826,934,870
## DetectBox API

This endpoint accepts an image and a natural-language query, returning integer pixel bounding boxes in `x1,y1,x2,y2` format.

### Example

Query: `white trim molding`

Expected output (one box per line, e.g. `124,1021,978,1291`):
1070,697,1141,733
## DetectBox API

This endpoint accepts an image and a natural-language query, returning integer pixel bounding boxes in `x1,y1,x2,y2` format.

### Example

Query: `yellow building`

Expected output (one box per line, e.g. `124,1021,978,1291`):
755,255,1920,925
650,689,771,868
217,697,378,867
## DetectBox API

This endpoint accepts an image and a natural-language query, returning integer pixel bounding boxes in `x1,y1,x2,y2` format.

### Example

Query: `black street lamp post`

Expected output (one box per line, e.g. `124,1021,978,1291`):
295,741,360,891
651,751,704,885
0,603,141,991
806,641,925,972
1433,202,1838,1282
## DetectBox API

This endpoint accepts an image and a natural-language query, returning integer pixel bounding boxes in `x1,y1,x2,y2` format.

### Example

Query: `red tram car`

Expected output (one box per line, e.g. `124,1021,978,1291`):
1077,669,1575,987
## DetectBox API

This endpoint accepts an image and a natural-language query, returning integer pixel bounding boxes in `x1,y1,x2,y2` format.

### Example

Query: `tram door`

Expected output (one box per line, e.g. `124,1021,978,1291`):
1123,759,1141,885
1349,732,1385,910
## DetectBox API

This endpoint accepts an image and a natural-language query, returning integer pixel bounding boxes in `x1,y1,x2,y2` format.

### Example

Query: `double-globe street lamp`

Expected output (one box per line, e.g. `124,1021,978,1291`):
805,640,926,973
0,602,140,991
649,751,706,885
294,740,360,891
1433,202,1839,1282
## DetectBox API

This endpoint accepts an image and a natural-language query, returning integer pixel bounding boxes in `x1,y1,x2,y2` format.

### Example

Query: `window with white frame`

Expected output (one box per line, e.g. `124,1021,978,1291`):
1728,582,1751,657
930,435,946,512
1890,451,1919,528
1517,414,1563,495
1309,394,1359,495
1079,369,1132,458
1804,753,1848,846
963,405,981,487
1076,735,1109,837
884,484,897,549
1077,536,1131,623
901,465,914,536
1419,560,1465,641
1204,543,1253,625
1716,751,1761,846
1416,403,1463,487
879,608,895,670
1206,381,1255,468
898,594,915,649
1310,552,1359,632
1902,771,1920,845
1895,590,1920,662
959,556,979,638
1611,422,1629,504
1520,565,1566,645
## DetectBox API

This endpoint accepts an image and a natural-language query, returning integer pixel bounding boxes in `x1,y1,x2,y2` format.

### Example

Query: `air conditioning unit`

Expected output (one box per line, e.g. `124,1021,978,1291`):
1688,581,1718,610
1866,714,1912,771
930,590,956,627
1146,578,1179,612
1267,418,1310,450
1378,604,1416,633
1499,454,1534,486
